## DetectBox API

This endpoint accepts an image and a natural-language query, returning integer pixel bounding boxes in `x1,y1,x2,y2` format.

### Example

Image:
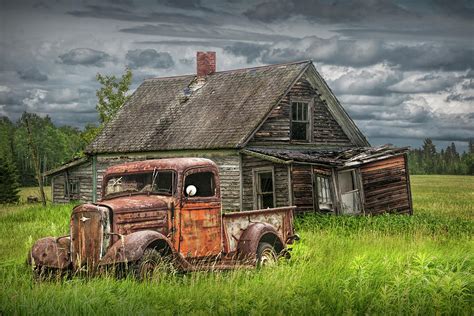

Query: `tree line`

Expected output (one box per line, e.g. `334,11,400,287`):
0,114,89,186
0,68,132,203
408,139,474,175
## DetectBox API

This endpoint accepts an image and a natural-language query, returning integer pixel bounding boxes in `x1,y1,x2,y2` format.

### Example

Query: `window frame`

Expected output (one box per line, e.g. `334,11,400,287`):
290,99,312,142
101,169,177,199
314,175,333,209
252,167,276,210
64,179,80,198
182,167,220,201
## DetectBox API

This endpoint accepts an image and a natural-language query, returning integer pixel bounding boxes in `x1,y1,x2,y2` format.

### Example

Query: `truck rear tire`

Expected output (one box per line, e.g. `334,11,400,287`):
134,248,175,280
256,242,277,267
33,265,62,281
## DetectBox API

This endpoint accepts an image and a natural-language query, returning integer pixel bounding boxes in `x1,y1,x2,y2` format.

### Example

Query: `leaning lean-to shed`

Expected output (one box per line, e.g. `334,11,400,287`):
44,52,413,216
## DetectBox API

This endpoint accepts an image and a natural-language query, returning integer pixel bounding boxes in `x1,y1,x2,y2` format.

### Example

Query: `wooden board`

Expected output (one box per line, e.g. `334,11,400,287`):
360,155,412,215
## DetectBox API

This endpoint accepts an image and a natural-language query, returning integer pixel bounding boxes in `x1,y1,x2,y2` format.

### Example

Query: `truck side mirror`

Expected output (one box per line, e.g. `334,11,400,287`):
186,185,197,197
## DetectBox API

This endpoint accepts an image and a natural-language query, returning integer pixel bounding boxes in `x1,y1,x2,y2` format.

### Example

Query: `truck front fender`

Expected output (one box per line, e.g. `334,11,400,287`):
29,236,71,269
237,222,285,261
100,230,175,266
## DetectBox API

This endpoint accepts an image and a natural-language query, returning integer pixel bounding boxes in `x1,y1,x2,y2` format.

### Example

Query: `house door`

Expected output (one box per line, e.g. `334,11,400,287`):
337,170,362,215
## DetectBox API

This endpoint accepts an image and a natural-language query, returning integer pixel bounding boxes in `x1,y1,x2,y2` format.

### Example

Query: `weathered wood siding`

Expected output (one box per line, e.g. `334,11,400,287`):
241,155,289,211
52,162,93,203
249,76,353,146
290,164,314,213
360,155,412,215
313,98,352,146
95,152,241,212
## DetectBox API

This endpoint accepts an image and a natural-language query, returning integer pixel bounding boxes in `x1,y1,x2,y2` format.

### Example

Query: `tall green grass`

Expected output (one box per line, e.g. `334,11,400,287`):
0,175,472,315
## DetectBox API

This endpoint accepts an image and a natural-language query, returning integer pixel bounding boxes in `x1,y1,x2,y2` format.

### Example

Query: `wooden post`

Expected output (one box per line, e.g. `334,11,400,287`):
25,118,46,206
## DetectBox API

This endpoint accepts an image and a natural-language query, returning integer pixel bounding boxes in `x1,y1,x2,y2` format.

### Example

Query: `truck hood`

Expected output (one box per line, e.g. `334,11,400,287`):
97,195,174,214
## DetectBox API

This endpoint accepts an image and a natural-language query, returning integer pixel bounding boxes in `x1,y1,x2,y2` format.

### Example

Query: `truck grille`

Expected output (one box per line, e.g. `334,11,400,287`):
70,207,104,270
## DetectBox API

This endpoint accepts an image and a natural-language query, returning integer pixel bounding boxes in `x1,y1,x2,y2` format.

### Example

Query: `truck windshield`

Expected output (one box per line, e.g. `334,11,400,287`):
104,170,175,198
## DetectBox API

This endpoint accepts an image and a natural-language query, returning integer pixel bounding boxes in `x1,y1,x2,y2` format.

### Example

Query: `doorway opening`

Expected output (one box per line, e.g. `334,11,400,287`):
337,170,362,215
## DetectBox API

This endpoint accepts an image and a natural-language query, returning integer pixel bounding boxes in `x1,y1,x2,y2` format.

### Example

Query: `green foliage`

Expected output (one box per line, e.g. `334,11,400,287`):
408,138,474,175
0,113,87,186
0,116,15,162
0,176,472,314
96,68,132,124
0,156,20,204
0,69,132,187
80,123,102,147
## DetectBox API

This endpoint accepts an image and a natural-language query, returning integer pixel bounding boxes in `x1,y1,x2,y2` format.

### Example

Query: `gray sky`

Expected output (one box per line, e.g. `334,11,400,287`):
1,0,473,151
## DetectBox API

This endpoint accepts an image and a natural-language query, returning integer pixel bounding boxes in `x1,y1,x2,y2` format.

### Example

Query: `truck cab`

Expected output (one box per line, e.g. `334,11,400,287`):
29,158,297,277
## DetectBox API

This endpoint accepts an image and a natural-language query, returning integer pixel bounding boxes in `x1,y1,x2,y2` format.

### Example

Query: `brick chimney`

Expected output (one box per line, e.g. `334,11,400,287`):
197,51,216,77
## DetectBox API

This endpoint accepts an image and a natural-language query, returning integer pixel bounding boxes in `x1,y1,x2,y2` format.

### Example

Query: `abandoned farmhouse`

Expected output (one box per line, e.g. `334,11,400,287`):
45,52,413,216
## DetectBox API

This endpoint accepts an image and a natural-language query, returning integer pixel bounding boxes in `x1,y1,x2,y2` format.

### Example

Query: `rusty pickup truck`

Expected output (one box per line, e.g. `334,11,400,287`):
29,158,297,278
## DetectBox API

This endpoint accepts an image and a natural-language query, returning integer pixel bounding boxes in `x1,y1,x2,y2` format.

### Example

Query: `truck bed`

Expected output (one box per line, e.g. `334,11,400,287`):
222,206,296,253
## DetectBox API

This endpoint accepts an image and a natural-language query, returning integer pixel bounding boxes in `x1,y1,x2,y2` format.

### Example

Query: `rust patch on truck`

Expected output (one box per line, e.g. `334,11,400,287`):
29,236,71,269
70,205,109,270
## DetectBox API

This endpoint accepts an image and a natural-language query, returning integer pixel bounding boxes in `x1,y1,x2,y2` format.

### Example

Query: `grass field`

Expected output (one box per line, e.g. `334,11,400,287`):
0,176,472,315
19,186,52,203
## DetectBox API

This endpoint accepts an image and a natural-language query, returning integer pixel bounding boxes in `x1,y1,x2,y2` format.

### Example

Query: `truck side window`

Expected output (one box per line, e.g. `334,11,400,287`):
184,172,215,197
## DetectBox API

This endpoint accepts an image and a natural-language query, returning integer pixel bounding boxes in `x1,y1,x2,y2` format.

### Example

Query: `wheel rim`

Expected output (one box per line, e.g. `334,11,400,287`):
139,260,156,279
259,248,276,266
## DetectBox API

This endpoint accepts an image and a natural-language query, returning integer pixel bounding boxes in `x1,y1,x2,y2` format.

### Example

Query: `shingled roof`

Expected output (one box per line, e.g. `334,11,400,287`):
243,145,409,167
86,61,310,154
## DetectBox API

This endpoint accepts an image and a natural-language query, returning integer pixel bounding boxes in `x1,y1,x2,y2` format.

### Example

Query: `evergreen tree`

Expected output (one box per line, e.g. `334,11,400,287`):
422,138,437,173
0,156,20,204
409,139,473,175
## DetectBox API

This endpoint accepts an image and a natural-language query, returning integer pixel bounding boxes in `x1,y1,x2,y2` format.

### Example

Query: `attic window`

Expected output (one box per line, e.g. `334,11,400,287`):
291,102,309,141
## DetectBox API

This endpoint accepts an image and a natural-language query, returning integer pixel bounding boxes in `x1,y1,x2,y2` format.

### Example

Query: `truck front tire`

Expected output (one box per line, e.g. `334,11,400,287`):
33,265,64,281
134,248,175,280
256,242,277,267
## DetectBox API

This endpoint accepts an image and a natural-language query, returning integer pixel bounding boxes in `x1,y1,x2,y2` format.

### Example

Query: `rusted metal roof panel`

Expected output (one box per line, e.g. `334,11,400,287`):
103,157,217,175
86,61,310,154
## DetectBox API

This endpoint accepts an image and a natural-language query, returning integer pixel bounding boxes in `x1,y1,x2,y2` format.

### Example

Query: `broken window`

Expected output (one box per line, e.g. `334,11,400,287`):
315,175,333,212
64,179,79,198
104,171,176,198
184,171,215,197
255,169,275,209
291,102,310,141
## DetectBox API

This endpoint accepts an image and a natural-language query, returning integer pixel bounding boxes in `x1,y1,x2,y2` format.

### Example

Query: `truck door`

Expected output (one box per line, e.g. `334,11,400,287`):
179,168,222,258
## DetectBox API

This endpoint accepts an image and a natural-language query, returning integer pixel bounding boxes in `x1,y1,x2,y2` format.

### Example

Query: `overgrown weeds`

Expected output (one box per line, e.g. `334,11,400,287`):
0,175,472,315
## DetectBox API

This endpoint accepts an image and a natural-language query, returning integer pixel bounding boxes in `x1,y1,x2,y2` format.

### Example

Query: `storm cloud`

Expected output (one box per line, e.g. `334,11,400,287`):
17,67,48,81
235,36,474,71
224,43,269,63
243,0,473,24
59,48,112,67
126,49,175,69
1,0,473,150
244,0,413,23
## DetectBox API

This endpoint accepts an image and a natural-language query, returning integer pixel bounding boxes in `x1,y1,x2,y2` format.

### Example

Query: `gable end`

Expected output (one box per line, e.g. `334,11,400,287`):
246,64,366,148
